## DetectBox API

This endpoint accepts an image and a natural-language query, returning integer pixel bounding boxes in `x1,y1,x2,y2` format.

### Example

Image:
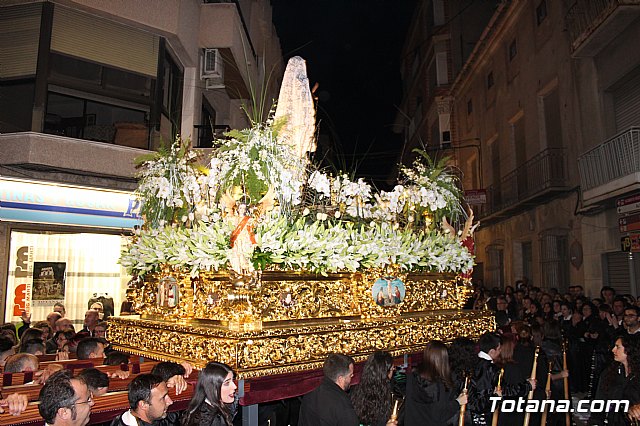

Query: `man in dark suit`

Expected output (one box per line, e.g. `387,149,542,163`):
299,353,359,426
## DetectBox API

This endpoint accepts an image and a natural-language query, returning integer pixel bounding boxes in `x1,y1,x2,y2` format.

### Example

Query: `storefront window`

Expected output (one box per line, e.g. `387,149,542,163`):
5,230,130,329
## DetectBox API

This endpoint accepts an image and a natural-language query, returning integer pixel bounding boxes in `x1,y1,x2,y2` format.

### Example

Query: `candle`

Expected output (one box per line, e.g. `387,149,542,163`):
390,399,400,421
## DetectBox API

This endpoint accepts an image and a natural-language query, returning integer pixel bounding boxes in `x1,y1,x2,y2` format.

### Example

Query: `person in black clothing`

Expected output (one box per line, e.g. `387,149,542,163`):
404,340,467,426
592,334,640,426
181,362,238,426
299,353,360,426
350,351,398,426
467,332,536,426
449,337,478,389
111,374,179,426
497,333,529,426
540,321,571,426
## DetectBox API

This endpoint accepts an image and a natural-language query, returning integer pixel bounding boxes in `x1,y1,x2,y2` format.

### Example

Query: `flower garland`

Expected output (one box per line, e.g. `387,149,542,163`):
121,214,474,277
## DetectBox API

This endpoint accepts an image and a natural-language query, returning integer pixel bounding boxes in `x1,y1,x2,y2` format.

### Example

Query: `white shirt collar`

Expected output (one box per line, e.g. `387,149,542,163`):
478,351,493,362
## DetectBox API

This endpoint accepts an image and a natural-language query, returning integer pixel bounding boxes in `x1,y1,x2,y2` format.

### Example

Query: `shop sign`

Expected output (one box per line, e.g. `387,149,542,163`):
0,177,142,229
617,193,640,214
12,245,33,316
464,189,487,205
619,213,640,233
621,234,640,252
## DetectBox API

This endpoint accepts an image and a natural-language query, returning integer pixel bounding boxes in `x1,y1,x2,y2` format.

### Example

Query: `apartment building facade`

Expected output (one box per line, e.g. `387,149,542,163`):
393,0,495,169
448,0,640,296
0,0,282,323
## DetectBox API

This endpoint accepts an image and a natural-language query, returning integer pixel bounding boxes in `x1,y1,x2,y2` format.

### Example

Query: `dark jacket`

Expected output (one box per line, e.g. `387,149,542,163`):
182,397,238,426
110,409,181,426
298,378,359,426
404,370,460,426
592,363,640,426
467,357,532,426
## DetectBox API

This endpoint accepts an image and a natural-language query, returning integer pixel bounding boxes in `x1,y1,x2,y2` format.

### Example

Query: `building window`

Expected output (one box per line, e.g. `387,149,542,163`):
536,0,548,25
540,230,569,291
509,39,518,61
522,241,533,283
489,138,501,205
160,50,183,142
433,0,445,26
44,91,149,149
542,88,563,149
486,244,505,288
196,100,216,148
467,99,473,115
436,52,449,85
487,71,494,89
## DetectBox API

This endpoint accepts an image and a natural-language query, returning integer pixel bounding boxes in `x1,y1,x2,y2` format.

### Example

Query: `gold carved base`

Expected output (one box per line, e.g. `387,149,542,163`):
125,270,473,326
108,310,494,378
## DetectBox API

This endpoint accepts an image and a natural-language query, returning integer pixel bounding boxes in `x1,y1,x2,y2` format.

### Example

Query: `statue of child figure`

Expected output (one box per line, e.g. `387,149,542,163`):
228,199,257,275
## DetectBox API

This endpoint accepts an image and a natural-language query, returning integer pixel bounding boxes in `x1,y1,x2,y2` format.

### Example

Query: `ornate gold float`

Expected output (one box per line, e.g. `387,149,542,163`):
111,57,493,378
109,270,493,378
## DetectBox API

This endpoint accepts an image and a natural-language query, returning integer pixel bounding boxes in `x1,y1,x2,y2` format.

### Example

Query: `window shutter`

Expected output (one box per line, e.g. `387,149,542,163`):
614,70,640,132
51,6,159,77
0,3,42,78
605,251,632,295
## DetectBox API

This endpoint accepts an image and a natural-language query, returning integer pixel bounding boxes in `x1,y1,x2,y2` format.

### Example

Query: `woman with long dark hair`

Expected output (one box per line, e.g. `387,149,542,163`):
350,351,397,426
592,335,640,425
448,337,477,388
404,340,466,426
181,362,238,426
497,333,530,426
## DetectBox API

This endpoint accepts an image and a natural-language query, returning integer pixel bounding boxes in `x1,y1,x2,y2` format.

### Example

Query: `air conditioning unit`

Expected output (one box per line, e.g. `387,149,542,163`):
205,77,225,90
202,48,224,79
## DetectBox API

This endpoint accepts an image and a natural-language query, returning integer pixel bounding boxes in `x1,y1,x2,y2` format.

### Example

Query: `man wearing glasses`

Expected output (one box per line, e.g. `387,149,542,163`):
39,370,94,426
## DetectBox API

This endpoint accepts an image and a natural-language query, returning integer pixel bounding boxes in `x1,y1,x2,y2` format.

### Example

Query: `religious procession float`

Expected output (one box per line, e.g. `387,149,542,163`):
109,57,494,378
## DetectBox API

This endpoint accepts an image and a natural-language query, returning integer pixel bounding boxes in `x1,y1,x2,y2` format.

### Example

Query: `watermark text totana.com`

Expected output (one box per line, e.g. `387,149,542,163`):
489,397,629,413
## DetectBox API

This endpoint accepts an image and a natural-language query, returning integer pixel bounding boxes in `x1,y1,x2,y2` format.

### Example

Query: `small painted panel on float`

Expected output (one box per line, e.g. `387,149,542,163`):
157,276,179,308
371,277,405,307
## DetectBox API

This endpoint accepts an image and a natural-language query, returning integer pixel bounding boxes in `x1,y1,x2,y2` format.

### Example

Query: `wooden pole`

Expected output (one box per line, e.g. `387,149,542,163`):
563,340,571,426
458,375,470,426
540,360,553,426
491,368,504,426
523,346,540,426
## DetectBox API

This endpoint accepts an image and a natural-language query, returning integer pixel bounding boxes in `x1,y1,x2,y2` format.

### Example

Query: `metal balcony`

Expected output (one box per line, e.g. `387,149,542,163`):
578,127,640,204
193,124,231,148
478,148,570,221
566,0,640,56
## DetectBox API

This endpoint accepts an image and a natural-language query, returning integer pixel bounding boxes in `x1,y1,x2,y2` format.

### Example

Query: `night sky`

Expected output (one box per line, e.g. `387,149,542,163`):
271,0,418,187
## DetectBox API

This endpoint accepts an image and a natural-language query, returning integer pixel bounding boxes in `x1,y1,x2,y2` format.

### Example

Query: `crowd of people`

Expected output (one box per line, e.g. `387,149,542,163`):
0,282,639,425
299,282,640,425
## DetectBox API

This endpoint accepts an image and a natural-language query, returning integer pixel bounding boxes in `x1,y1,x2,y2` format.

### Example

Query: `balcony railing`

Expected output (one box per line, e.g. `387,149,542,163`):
566,0,640,52
480,148,568,218
578,127,640,191
194,124,230,148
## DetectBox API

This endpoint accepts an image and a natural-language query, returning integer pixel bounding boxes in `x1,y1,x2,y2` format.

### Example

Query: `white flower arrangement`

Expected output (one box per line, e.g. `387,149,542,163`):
122,121,474,277
134,138,203,228
205,125,306,212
